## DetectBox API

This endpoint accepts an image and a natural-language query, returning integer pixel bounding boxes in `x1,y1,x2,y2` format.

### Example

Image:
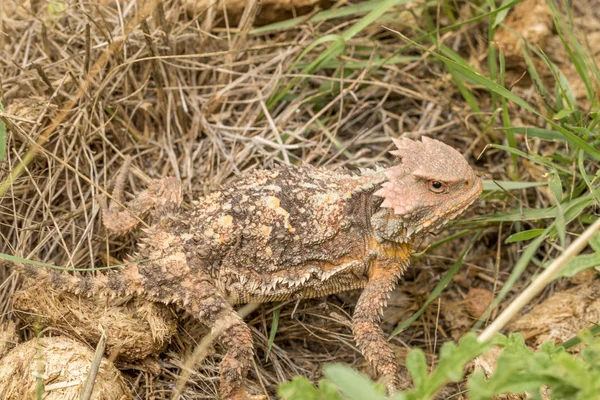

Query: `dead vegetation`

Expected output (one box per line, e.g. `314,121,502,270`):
13,284,178,361
0,0,599,399
0,335,132,399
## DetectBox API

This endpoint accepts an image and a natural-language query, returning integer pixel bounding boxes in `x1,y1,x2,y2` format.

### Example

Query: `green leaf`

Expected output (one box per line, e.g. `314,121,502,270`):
324,364,388,400
278,376,320,400
406,349,428,391
582,341,600,368
278,376,345,400
491,0,516,28
590,232,600,253
505,229,546,243
553,108,573,121
553,252,600,279
409,333,491,398
316,380,345,400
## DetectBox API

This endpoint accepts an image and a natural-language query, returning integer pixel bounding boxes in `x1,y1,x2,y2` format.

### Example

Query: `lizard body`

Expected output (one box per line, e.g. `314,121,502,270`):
7,137,482,399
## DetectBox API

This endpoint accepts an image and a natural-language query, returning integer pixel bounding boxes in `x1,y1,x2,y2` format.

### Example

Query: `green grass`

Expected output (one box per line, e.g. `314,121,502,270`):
3,0,598,397
273,0,600,398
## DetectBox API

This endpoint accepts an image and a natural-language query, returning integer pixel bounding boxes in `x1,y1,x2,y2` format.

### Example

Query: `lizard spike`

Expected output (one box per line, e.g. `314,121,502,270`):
373,187,387,198
390,137,406,149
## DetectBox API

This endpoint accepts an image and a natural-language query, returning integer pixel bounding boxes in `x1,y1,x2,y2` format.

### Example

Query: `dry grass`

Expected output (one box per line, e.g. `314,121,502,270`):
0,0,598,398
0,335,131,399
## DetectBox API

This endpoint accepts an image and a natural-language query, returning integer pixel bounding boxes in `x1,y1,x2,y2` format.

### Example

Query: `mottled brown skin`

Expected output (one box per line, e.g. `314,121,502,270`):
7,137,482,399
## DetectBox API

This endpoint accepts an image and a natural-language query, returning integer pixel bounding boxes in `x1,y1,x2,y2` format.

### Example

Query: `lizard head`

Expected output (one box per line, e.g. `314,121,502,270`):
372,136,482,242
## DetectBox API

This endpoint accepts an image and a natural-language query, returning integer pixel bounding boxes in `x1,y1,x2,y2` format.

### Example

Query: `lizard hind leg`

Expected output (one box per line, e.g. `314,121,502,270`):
178,277,260,400
99,157,183,236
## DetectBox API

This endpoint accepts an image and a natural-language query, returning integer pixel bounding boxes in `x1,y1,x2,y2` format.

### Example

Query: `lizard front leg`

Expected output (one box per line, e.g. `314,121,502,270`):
352,261,405,393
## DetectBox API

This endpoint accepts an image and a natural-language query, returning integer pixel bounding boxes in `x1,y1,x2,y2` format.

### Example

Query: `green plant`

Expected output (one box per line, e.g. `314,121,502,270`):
272,0,600,397
278,332,600,400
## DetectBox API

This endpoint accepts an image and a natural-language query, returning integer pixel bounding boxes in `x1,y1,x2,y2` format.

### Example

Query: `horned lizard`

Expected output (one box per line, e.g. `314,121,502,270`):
7,137,482,399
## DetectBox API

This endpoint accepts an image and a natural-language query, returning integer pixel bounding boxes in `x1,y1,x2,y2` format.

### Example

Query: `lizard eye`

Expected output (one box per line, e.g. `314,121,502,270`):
428,180,447,193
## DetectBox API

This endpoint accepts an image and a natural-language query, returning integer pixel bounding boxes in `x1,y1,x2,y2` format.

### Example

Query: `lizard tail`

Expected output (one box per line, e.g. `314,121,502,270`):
1,257,142,298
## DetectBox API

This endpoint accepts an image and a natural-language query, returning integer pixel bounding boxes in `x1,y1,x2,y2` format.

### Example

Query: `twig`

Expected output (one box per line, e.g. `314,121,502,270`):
80,326,108,400
479,217,600,342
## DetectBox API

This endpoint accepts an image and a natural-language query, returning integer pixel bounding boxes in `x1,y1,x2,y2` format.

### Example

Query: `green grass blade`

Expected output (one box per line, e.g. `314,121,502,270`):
267,0,415,109
447,66,481,113
490,144,572,174
473,228,549,330
342,0,413,41
267,34,346,108
548,0,595,104
561,325,600,350
500,127,566,142
265,306,281,362
521,43,550,103
481,185,598,223
483,180,547,191
297,55,421,70
0,100,5,161
549,171,566,249
391,33,600,161
578,149,598,202
390,231,480,338
250,0,392,35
